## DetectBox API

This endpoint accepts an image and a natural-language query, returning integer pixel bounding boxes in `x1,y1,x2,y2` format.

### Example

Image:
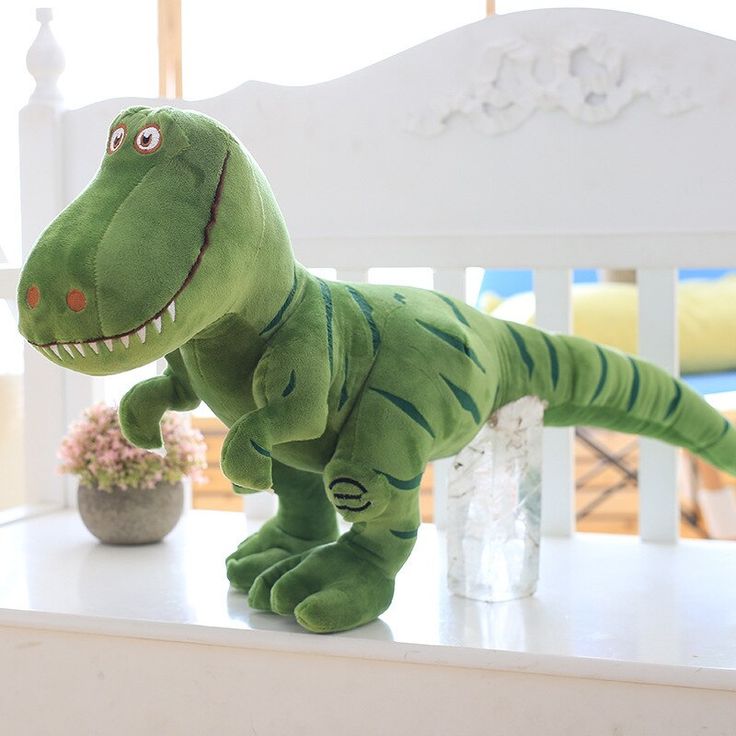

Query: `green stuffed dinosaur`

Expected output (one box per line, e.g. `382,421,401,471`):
17,107,736,633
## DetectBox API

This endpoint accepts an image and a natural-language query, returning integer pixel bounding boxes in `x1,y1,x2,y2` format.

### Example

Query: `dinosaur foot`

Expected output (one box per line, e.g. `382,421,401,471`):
248,541,395,633
226,518,337,593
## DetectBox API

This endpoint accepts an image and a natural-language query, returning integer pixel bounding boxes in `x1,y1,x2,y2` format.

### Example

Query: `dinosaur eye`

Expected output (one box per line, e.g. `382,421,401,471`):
134,124,162,154
107,124,126,154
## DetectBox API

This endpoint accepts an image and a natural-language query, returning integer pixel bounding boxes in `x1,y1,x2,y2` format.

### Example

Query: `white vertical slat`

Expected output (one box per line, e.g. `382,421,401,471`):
534,269,575,537
432,268,467,530
432,268,466,301
18,10,68,506
0,267,20,297
336,269,369,283
637,268,679,543
244,491,278,522
63,372,105,506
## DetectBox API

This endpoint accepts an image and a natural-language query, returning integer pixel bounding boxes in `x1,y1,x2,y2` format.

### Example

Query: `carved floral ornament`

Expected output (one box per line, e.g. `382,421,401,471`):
407,32,697,136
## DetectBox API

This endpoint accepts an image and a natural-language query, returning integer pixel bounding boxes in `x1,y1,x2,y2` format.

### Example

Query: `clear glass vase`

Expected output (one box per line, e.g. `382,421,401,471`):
447,395,544,602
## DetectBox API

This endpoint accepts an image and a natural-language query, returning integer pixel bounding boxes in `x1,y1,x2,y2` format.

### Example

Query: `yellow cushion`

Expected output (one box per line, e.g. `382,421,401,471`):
488,276,736,374
478,290,503,314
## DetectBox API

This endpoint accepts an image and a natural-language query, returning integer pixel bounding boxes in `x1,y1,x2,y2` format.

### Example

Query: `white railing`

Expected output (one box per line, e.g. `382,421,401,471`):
15,8,736,542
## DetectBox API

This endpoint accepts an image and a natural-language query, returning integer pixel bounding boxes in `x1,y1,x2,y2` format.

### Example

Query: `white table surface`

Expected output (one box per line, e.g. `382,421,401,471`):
0,509,734,691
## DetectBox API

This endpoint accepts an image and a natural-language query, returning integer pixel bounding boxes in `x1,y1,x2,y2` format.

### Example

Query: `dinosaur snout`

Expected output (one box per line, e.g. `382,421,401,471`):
17,252,100,348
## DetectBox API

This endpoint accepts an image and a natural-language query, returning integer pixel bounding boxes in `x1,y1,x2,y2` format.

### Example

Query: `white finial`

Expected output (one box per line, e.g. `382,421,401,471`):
26,7,65,106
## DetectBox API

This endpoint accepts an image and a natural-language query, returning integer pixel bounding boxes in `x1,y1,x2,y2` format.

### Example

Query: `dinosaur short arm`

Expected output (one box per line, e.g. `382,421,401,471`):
119,350,200,449
220,345,330,490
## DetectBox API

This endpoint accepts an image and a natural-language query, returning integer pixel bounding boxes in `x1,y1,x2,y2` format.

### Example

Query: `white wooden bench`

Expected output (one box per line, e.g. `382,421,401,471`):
1,8,734,733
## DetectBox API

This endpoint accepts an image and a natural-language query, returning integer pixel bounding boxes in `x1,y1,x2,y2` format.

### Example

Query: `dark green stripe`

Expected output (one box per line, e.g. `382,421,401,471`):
346,286,380,355
390,528,418,540
318,279,334,375
281,370,296,397
338,355,349,411
416,320,485,373
664,380,682,420
393,292,406,304
694,418,731,454
627,358,641,412
505,323,534,378
718,417,730,441
591,346,608,403
435,293,469,326
441,375,481,423
250,440,271,458
541,334,559,390
259,268,297,335
374,469,423,491
369,387,435,438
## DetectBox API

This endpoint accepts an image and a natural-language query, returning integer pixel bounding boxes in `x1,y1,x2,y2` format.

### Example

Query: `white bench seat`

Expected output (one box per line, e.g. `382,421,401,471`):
1,510,734,734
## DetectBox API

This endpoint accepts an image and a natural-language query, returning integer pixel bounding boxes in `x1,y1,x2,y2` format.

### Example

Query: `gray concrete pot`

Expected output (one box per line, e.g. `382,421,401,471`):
77,480,184,545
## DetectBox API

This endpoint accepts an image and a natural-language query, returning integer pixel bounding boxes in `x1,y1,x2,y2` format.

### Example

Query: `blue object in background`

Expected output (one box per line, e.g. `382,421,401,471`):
478,268,734,302
683,372,736,395
678,268,732,281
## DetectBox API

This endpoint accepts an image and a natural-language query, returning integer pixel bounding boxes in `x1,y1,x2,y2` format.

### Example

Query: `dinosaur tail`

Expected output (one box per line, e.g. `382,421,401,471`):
496,321,736,476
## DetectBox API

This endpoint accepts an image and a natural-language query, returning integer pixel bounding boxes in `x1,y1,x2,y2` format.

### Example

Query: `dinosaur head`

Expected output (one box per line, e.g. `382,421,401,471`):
18,106,291,376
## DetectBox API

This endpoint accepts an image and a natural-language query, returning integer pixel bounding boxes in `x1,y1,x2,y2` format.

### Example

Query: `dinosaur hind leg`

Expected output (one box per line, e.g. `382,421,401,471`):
226,460,338,594
248,388,433,632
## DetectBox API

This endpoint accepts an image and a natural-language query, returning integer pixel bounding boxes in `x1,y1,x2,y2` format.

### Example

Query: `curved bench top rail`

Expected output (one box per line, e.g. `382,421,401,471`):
48,9,736,269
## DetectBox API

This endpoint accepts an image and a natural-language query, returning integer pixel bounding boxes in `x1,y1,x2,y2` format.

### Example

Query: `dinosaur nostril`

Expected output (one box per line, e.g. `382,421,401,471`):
66,289,87,312
26,285,41,309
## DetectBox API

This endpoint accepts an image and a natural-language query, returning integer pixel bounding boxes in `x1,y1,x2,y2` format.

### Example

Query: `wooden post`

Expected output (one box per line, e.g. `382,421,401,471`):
158,0,183,99
535,269,575,536
21,8,104,508
432,268,468,529
20,8,68,506
486,1,496,15
637,269,680,543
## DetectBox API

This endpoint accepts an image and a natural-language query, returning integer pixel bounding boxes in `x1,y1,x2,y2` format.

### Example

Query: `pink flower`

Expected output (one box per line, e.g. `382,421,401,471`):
58,403,208,492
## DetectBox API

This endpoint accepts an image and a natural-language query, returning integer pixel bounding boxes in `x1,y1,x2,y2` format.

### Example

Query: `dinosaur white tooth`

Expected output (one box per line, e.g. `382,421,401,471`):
136,326,147,344
121,334,130,348
152,316,162,333
62,344,76,358
167,301,176,322
74,343,86,357
104,339,114,352
49,344,61,359
88,341,99,355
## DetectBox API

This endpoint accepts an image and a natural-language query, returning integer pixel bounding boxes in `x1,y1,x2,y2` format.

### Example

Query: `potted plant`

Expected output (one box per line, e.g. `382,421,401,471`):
59,403,207,545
